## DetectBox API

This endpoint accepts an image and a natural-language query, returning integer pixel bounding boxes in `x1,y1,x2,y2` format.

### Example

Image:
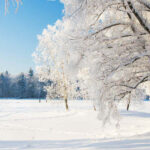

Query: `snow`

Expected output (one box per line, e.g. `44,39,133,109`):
0,100,150,149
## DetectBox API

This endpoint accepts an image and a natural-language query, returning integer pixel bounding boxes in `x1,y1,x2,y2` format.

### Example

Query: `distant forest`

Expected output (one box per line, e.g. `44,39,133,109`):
0,69,46,99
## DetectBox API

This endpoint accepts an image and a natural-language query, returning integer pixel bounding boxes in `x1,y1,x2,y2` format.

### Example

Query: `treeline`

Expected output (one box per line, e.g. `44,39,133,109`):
0,69,46,99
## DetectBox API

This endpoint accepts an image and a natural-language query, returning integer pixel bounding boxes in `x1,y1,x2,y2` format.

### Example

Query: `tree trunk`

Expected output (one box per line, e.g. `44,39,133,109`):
127,103,130,111
94,106,96,111
127,93,131,111
65,97,69,110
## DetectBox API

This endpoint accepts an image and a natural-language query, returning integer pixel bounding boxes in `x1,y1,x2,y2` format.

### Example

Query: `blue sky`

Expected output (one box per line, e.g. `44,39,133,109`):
0,0,64,75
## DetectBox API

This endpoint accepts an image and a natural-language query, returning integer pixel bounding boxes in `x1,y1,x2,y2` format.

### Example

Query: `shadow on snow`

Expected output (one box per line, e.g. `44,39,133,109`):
120,110,150,118
0,137,150,150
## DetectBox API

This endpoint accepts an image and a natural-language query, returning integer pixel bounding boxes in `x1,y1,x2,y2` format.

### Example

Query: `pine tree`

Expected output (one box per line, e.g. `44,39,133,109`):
16,73,26,98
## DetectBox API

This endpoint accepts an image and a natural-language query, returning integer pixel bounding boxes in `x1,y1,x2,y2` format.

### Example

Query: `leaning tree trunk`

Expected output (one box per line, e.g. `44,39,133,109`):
127,93,131,111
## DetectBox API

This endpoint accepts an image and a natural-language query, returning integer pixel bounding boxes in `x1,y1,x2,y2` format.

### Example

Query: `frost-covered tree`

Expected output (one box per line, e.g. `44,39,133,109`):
61,0,150,123
0,70,46,99
34,20,81,110
26,68,36,98
4,0,21,13
34,0,150,123
0,71,11,97
16,73,27,98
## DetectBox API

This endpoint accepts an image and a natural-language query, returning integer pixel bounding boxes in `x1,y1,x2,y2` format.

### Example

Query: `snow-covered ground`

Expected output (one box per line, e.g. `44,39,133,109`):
0,99,150,150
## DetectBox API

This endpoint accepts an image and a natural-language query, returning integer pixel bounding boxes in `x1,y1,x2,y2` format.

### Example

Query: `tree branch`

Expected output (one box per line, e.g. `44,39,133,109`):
127,1,150,34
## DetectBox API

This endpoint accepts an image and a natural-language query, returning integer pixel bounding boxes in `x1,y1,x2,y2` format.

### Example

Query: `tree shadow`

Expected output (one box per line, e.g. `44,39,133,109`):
120,110,150,118
0,137,150,150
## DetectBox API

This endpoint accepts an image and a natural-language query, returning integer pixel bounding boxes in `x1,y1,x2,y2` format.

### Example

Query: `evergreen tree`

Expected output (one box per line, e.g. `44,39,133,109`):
4,71,11,97
0,69,46,99
16,73,26,98
28,68,34,78
27,69,35,98
0,73,5,97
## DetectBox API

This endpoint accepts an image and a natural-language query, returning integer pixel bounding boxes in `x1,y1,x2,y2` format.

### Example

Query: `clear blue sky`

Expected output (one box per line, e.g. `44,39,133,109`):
0,0,64,75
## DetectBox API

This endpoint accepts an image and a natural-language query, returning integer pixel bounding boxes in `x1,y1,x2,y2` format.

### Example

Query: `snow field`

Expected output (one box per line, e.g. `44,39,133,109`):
0,100,150,149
